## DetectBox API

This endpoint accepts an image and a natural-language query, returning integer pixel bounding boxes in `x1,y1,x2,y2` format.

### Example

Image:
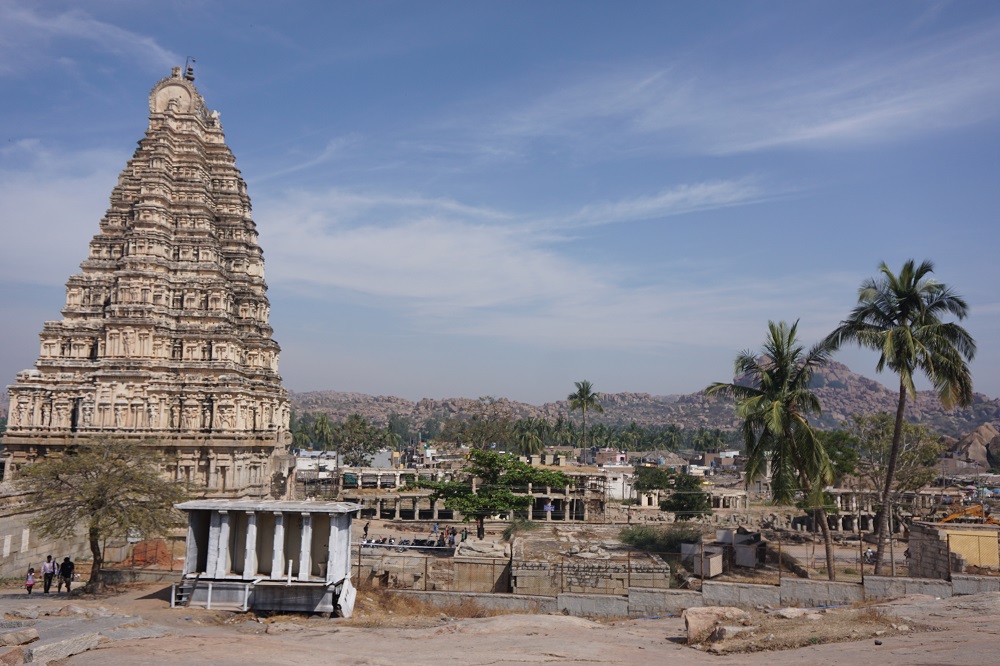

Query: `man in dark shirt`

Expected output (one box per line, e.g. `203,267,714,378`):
59,557,75,593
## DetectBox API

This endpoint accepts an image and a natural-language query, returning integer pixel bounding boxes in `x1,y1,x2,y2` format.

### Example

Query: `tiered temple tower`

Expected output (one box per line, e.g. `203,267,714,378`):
2,67,291,498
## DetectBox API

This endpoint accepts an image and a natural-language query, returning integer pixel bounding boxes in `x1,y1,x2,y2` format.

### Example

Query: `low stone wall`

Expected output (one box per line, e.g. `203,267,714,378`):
779,579,864,607
100,569,182,585
702,581,781,608
627,587,703,617
511,560,670,596
558,593,629,618
951,574,1000,595
862,576,953,600
396,590,557,614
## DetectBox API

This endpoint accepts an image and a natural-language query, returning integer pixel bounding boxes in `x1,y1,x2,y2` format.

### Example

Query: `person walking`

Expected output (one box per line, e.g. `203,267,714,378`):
41,555,57,594
59,557,75,594
25,568,35,594
363,521,370,540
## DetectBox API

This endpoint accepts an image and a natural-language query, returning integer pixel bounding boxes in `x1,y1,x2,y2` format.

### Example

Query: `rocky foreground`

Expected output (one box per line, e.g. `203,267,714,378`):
3,585,999,665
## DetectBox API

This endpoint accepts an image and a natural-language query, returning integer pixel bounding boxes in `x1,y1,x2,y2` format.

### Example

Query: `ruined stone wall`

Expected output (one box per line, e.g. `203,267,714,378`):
0,485,90,579
511,560,670,596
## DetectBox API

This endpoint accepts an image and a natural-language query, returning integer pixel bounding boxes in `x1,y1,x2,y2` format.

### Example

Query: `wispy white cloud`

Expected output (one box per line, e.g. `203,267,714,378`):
0,1,179,75
473,18,1000,155
0,140,121,285
254,177,834,354
539,179,779,231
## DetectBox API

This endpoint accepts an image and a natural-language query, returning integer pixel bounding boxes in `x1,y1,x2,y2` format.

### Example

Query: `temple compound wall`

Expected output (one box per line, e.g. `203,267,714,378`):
174,499,361,616
1,67,290,499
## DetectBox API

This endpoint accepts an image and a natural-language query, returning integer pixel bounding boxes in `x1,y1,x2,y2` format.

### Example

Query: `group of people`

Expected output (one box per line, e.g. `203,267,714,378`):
432,523,467,547
25,555,75,595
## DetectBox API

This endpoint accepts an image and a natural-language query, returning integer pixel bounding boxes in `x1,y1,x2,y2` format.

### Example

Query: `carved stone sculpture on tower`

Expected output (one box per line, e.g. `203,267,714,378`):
1,67,292,498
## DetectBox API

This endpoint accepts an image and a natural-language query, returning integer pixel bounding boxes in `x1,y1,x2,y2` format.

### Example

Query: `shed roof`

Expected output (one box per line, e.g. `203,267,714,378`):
175,499,362,514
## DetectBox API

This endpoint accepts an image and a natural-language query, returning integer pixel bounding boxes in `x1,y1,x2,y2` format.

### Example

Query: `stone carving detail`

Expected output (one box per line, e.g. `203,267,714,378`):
3,67,291,498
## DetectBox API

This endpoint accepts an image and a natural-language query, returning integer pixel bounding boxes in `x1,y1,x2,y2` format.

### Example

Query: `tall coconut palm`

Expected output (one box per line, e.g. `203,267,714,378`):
707,321,838,580
568,380,603,449
825,259,976,574
513,418,546,456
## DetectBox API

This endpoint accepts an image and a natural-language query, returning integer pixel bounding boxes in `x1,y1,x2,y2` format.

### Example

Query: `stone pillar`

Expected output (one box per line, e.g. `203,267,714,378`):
432,500,439,521
545,498,551,521
394,497,401,520
184,516,199,575
205,511,222,576
298,512,312,581
214,511,230,578
270,512,285,579
243,511,257,580
563,498,571,521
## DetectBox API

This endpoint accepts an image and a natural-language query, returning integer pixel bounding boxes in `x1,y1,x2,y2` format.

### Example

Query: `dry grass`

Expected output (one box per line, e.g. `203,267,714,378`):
693,604,932,655
350,586,521,628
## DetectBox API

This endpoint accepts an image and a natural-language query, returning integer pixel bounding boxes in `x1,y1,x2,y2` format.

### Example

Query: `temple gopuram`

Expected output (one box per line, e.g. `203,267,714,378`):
2,67,291,498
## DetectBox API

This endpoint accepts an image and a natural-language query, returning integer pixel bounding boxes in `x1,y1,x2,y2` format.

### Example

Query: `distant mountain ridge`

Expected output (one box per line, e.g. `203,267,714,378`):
288,361,1000,438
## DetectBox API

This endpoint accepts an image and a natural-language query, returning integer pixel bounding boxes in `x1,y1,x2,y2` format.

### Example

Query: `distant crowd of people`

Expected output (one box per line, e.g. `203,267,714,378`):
26,555,75,594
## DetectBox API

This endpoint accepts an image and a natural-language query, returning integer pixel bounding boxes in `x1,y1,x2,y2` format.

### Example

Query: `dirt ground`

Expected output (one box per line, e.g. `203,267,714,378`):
3,583,999,665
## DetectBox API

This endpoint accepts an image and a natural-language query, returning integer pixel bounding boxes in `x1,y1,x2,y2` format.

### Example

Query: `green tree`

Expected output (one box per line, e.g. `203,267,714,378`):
659,473,712,520
313,414,337,451
513,418,546,456
848,413,942,498
706,320,838,580
816,429,859,484
825,259,975,573
633,466,676,492
334,413,390,467
568,380,603,449
411,449,570,539
18,440,188,591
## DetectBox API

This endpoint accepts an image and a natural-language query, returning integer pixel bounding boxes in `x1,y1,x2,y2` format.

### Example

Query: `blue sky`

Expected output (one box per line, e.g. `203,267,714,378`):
1,1,999,404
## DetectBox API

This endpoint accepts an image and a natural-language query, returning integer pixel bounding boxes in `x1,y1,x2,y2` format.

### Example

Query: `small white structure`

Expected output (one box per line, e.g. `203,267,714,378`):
174,499,361,616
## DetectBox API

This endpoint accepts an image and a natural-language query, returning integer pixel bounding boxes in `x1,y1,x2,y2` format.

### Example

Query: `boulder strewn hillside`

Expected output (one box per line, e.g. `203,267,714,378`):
288,361,1000,438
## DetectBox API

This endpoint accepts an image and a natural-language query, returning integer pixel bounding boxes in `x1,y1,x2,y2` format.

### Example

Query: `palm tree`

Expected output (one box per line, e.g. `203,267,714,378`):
707,321,838,580
313,414,336,451
568,380,603,449
825,259,976,574
513,418,546,456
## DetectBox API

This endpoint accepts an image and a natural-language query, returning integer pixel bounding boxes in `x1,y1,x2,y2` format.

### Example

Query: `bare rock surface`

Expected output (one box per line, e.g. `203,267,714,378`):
4,586,1000,665
683,606,750,643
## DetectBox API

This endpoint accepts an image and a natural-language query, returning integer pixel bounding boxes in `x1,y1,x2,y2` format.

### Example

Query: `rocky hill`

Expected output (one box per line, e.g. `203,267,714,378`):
288,361,1000,438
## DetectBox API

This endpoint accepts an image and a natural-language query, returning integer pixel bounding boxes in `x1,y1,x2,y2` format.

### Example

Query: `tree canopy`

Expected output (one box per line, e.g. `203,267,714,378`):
410,449,570,537
825,259,975,573
18,439,188,591
706,320,838,580
568,380,603,448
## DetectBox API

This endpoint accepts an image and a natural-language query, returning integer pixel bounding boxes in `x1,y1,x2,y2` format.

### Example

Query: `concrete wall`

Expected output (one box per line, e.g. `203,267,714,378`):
396,590,558,614
951,574,1000,595
862,576,953,600
627,587,703,617
778,579,864,607
0,486,91,579
702,581,781,608
557,593,629,618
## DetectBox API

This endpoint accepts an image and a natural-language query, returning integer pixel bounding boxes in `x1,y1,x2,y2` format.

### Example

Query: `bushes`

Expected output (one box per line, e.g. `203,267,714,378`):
619,524,701,555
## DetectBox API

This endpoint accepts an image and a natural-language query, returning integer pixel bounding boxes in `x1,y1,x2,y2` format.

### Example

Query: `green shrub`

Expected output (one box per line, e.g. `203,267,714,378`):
619,524,701,555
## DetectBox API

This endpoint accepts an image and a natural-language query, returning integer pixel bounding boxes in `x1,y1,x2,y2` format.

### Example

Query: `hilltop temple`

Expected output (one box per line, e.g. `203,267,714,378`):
2,67,291,498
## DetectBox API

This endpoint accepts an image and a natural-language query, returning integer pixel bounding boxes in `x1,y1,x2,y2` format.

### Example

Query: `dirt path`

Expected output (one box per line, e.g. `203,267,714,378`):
4,585,997,665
